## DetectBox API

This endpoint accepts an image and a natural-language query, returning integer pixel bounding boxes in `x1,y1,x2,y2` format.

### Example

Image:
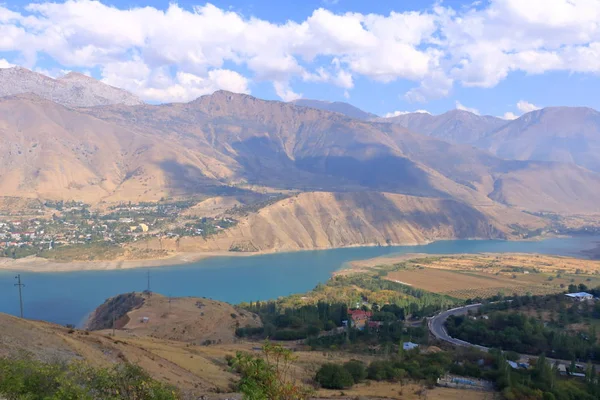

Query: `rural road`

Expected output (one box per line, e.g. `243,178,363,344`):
428,303,600,369
428,303,489,352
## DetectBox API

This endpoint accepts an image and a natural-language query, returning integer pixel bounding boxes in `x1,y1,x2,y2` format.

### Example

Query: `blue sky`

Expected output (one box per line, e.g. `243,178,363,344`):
2,0,600,117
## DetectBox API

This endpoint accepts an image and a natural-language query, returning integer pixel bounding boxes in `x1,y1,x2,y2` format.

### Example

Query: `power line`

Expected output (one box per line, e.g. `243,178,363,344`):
14,274,24,319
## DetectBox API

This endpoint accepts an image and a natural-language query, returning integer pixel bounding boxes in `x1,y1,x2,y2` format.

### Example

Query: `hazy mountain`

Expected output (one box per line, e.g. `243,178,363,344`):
383,109,507,144
478,107,600,172
0,67,143,107
290,98,377,120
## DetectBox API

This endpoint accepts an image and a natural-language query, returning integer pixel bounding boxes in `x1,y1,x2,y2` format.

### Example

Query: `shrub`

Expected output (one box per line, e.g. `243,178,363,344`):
0,358,179,400
315,364,354,389
343,360,367,383
367,360,396,381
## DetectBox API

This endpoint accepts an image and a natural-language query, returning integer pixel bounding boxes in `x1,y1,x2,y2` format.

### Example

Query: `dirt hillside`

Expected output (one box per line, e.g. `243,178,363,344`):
86,292,261,345
135,191,546,253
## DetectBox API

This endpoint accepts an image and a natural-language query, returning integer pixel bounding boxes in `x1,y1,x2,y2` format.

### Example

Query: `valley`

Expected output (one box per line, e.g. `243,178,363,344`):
2,65,600,400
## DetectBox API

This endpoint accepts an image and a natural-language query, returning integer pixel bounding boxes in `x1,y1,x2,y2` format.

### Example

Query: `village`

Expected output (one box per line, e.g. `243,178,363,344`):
0,200,237,259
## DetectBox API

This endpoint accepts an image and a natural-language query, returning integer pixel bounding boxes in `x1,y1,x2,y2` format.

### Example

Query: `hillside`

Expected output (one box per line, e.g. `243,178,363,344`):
0,67,143,107
85,292,261,345
0,312,236,394
133,191,546,253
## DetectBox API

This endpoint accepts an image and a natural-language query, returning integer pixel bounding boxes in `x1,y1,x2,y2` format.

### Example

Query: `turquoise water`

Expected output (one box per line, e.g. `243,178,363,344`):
0,236,598,326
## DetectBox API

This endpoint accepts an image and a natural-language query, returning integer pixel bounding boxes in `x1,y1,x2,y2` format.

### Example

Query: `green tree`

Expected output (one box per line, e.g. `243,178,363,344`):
315,364,354,390
231,342,311,400
342,360,367,383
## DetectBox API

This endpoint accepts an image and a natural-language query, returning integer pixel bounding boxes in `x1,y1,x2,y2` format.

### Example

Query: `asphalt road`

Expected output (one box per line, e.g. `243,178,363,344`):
428,303,489,351
428,303,600,368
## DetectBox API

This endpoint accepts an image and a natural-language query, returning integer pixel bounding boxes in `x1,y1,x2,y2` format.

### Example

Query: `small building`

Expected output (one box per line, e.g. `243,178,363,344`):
403,342,419,351
557,364,567,376
348,309,372,330
565,292,594,302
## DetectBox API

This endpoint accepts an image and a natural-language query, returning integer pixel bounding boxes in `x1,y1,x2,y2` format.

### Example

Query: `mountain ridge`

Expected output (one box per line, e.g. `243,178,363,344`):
0,66,143,107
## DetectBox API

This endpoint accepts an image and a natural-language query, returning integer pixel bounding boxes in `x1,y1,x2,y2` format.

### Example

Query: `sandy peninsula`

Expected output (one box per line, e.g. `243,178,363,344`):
0,251,255,273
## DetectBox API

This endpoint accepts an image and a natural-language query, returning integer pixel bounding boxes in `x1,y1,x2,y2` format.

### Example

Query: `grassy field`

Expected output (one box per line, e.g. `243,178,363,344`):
348,253,600,299
316,382,496,399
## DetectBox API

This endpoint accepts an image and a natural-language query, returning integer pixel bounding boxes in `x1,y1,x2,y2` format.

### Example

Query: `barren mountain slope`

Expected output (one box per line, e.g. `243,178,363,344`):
136,191,546,253
489,162,600,214
0,94,238,202
84,91,600,213
85,91,443,196
0,67,143,107
3,90,600,217
479,107,600,172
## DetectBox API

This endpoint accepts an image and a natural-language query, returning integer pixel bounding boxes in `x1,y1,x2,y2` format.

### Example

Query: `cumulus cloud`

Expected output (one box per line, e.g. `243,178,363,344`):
273,81,302,102
501,112,519,120
384,109,431,118
0,58,14,68
455,101,480,115
501,100,543,120
0,0,599,102
517,100,542,113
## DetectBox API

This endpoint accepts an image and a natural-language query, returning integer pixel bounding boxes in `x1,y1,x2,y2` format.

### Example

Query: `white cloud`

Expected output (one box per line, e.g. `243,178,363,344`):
455,101,480,115
501,111,519,120
0,58,14,68
384,109,430,118
517,100,542,113
0,0,599,102
273,81,302,102
101,59,250,102
501,100,543,120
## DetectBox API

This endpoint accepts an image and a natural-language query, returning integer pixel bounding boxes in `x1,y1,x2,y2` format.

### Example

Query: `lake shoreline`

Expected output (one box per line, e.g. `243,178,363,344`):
0,233,582,273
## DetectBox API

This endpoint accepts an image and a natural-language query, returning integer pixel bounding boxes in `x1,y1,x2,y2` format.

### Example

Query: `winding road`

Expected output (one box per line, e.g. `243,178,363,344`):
428,303,489,351
428,303,600,369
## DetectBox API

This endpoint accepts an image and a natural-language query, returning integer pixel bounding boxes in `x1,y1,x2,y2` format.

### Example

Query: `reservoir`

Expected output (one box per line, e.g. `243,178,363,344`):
0,236,598,326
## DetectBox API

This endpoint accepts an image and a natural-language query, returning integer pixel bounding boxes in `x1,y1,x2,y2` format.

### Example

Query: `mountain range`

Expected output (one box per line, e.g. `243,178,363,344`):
298,98,600,173
1,66,599,251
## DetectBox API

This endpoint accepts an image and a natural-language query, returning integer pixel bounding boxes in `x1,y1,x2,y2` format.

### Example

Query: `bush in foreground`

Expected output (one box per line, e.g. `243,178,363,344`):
343,360,367,383
0,357,178,400
315,363,355,390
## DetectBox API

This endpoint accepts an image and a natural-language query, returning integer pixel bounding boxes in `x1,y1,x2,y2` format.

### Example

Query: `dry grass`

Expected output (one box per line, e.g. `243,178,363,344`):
103,293,261,345
316,381,495,399
348,253,600,299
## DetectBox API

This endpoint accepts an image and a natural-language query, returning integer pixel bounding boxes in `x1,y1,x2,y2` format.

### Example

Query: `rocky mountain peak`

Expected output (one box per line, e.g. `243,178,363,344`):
0,66,143,108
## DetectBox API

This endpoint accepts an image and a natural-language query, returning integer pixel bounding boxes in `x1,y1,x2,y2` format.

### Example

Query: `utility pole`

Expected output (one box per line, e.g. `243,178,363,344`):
146,269,151,293
14,274,24,318
112,312,116,337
